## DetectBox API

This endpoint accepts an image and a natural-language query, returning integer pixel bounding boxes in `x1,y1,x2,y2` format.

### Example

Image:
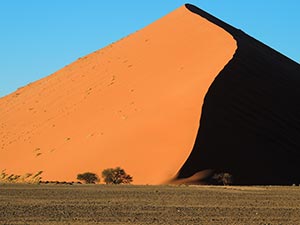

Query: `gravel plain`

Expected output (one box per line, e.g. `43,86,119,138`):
0,184,300,224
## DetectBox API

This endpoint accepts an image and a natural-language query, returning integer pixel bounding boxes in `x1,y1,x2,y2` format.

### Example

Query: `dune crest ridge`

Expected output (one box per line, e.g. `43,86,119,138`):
0,5,236,184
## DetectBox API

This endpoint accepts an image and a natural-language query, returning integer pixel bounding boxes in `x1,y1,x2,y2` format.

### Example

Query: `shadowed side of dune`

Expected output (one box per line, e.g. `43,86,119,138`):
177,4,300,185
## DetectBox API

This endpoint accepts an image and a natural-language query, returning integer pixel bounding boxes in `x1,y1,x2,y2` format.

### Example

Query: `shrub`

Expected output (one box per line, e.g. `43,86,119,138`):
77,172,99,184
212,172,233,185
102,167,133,184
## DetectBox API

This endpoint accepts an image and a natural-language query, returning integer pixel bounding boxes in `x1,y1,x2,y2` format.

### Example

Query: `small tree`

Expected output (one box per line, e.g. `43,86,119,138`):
77,172,99,184
212,172,233,185
102,167,133,184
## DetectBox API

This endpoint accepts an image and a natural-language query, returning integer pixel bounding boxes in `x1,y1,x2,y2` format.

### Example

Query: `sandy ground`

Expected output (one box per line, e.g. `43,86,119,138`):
0,184,300,225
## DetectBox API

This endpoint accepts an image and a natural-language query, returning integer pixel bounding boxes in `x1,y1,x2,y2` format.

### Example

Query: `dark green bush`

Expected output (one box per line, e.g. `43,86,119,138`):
102,167,133,184
77,172,99,184
212,172,233,185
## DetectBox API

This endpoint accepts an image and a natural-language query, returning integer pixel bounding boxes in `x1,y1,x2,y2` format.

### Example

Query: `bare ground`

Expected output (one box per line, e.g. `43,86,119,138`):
0,184,299,224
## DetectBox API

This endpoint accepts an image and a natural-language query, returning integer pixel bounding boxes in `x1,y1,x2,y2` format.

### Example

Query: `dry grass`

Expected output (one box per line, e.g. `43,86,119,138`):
0,184,299,224
0,170,43,184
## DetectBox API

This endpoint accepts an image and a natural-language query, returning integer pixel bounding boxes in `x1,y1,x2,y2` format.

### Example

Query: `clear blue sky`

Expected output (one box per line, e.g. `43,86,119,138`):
0,0,299,97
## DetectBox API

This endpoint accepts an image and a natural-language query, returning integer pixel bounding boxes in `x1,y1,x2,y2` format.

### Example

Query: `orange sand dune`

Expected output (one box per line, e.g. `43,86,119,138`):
0,5,236,184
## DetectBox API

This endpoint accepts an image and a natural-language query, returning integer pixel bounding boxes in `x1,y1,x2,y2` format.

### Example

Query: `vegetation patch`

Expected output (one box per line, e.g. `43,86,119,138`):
0,170,43,184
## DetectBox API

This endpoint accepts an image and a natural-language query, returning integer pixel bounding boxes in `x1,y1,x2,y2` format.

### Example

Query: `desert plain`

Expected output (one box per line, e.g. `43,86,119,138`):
0,184,300,225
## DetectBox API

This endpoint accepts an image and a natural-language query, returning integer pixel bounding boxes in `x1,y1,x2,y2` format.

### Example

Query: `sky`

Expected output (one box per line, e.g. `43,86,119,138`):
0,0,299,97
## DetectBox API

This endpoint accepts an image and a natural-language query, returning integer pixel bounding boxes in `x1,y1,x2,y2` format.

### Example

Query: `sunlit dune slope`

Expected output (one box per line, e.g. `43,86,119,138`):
0,5,236,184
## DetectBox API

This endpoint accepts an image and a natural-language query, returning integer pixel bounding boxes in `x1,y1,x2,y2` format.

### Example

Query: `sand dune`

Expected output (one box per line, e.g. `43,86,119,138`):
1,4,299,185
178,5,300,185
0,5,236,184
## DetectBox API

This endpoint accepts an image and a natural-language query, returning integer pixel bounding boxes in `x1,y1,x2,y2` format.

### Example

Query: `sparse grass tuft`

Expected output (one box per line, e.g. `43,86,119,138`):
0,170,43,184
